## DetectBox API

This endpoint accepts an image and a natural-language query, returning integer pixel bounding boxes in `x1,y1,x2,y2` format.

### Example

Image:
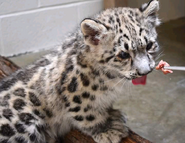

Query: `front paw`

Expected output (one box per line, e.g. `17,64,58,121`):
93,127,128,143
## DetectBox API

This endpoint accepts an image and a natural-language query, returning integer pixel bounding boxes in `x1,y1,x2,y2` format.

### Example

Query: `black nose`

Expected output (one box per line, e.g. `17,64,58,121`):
136,69,153,76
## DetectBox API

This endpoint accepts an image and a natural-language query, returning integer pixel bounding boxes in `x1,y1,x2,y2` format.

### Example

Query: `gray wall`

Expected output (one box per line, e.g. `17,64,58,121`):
0,0,103,56
128,0,185,22
1,0,184,56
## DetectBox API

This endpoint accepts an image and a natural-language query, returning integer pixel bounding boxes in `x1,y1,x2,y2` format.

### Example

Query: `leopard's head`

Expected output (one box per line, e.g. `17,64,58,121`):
81,0,160,79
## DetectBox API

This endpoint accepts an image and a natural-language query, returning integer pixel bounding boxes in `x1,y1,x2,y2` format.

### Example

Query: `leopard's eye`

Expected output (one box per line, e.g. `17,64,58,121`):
117,51,130,59
146,42,153,51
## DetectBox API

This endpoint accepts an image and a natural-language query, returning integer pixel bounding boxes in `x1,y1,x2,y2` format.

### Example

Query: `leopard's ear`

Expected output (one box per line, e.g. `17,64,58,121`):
81,19,108,46
140,0,160,26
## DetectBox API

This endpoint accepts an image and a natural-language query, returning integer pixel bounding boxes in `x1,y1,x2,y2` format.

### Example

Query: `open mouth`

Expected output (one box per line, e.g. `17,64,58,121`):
132,70,153,85
126,69,154,84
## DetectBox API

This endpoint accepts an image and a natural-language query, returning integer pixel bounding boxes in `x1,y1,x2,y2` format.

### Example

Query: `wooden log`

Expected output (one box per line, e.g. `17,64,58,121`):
0,56,19,80
0,55,152,143
64,129,152,143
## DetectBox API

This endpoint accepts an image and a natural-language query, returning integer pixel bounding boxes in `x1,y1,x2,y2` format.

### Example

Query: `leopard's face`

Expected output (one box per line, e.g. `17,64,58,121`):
81,0,160,80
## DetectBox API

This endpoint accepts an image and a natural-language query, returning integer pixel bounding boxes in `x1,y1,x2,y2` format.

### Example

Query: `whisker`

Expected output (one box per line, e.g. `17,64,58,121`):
112,78,125,89
128,81,133,97
117,78,128,95
121,79,128,89
155,51,164,61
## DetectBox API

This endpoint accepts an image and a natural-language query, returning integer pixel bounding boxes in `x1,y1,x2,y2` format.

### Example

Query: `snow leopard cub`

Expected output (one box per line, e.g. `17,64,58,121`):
0,0,160,143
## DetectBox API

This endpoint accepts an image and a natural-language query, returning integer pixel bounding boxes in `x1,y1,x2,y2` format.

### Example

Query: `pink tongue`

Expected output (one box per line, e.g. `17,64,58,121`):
132,75,147,85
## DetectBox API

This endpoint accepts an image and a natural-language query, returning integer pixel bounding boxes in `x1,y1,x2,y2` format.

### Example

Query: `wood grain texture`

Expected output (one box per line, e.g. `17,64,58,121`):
0,56,19,79
64,129,152,143
0,55,152,143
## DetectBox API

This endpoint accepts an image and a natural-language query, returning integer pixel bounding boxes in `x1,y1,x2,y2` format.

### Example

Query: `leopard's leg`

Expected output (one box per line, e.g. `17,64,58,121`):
73,108,128,143
92,109,128,143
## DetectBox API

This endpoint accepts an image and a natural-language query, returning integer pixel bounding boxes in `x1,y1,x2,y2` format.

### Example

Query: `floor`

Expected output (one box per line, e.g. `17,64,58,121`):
10,18,185,143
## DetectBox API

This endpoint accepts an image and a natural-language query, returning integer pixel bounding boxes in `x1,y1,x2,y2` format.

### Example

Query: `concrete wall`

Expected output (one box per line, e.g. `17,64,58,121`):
0,0,103,56
128,0,185,22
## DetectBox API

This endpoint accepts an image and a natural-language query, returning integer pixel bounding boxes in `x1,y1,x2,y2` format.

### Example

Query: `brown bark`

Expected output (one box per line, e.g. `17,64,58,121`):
0,56,19,79
64,129,152,143
0,55,152,143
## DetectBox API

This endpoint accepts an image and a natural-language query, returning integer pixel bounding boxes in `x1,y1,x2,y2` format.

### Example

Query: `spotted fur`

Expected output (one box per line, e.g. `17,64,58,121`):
0,0,160,143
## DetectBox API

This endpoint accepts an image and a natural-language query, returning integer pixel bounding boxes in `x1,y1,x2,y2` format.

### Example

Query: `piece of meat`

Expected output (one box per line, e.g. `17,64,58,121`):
156,60,173,74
